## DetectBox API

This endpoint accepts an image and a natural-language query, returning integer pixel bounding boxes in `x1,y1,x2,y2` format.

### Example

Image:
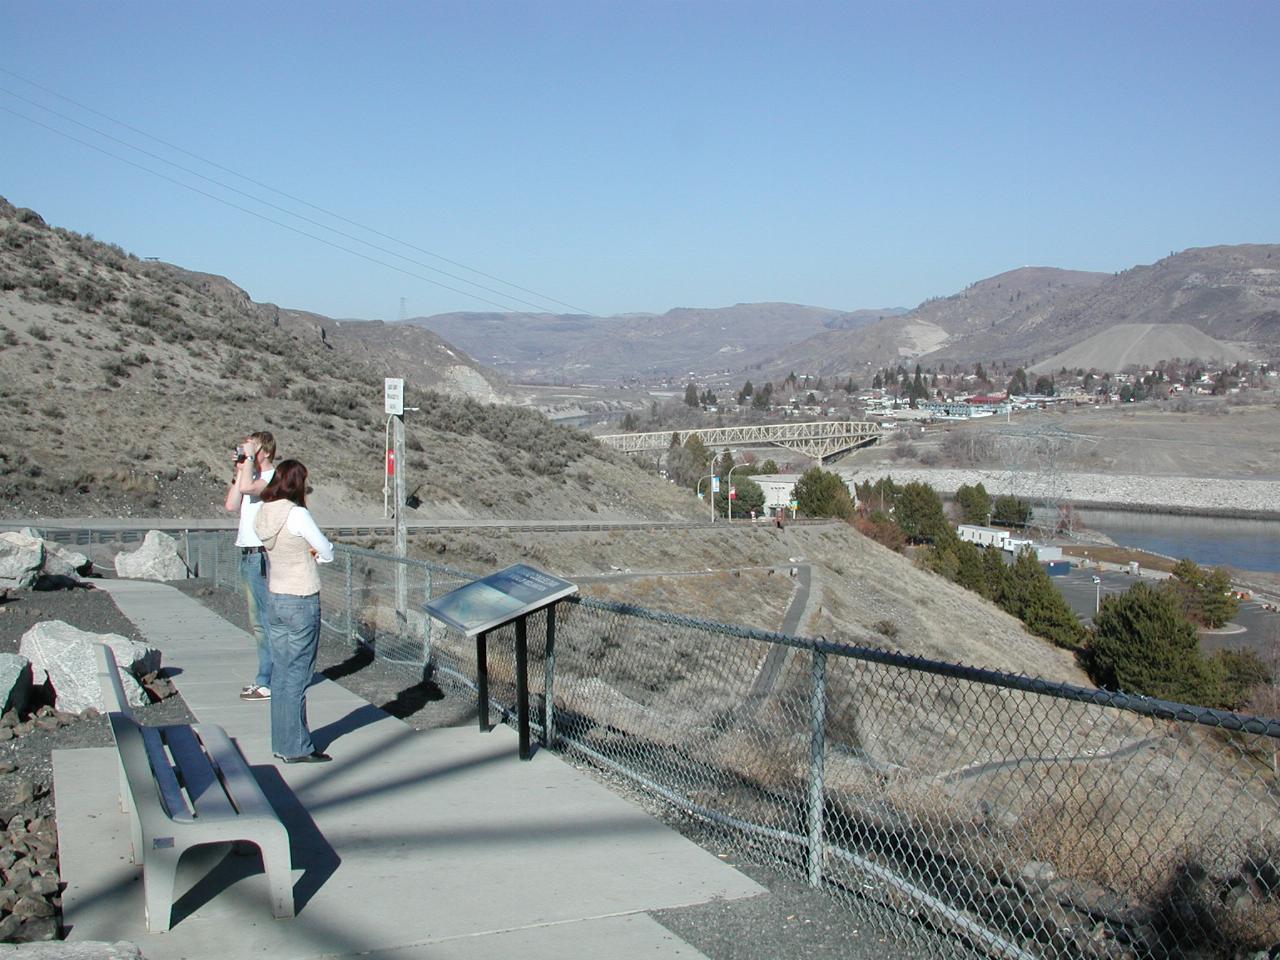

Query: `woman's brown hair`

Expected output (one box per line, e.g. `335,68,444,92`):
260,459,308,507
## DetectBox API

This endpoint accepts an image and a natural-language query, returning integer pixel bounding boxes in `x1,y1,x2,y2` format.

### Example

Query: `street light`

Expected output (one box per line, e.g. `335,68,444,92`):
726,463,744,521
1091,575,1101,612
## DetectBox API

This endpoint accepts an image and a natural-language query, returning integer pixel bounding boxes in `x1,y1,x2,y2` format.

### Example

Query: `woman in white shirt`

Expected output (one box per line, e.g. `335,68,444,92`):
254,460,334,763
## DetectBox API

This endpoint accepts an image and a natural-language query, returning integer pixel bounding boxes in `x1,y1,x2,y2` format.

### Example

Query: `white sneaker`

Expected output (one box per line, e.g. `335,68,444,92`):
240,685,271,701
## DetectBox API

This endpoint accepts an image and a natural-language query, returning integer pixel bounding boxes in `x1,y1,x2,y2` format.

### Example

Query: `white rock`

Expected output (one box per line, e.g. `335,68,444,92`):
0,652,32,716
18,621,158,713
114,530,188,581
17,527,92,578
0,531,44,588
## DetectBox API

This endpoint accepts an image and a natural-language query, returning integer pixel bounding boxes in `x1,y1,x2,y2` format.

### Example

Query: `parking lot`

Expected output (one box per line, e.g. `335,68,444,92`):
1051,566,1279,655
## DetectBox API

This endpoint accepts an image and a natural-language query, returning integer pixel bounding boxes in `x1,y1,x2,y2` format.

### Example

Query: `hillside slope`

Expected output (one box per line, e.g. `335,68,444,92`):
938,244,1280,364
0,197,701,522
1027,322,1254,373
766,267,1107,375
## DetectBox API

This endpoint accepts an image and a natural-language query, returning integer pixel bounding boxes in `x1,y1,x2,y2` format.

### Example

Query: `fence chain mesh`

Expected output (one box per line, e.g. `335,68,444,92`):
33,526,1280,959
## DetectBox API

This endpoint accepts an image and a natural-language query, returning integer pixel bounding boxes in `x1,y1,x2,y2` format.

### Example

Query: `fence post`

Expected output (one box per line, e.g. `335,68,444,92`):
543,604,557,749
184,529,193,578
344,552,355,649
213,535,221,589
423,568,433,667
807,644,827,888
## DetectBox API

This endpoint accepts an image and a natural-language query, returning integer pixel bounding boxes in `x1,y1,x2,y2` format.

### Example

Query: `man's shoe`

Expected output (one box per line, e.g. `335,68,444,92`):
278,751,331,764
240,685,271,701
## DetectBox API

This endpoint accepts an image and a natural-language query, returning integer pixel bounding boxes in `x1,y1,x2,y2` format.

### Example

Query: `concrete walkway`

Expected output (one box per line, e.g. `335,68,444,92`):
54,579,764,959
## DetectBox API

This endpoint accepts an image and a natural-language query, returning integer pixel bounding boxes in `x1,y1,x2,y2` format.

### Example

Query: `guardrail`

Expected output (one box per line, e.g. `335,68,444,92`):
22,525,1280,958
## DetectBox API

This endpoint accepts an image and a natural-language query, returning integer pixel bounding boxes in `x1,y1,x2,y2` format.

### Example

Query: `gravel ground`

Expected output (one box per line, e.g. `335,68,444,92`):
0,580,196,819
170,578,977,960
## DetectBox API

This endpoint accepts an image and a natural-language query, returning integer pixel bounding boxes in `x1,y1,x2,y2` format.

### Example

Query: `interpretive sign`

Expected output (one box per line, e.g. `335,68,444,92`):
423,564,578,637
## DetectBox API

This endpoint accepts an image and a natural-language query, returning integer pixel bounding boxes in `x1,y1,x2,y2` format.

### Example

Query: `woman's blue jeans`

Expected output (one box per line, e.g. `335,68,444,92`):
238,551,273,689
265,592,322,759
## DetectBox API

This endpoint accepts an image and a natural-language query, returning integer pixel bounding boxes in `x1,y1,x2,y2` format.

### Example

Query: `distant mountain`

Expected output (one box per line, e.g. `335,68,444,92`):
957,244,1280,363
404,303,905,380
763,246,1280,375
760,268,1107,377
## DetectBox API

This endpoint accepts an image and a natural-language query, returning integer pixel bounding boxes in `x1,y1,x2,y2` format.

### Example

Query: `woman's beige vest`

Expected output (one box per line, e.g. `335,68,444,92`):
254,500,320,596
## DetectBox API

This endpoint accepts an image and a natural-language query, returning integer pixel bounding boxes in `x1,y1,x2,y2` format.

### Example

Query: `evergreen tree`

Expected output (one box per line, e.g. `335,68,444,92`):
954,483,992,524
760,459,780,474
1006,550,1086,649
738,380,754,405
1089,582,1218,704
684,382,699,406
894,481,952,544
872,372,883,390
1008,368,1029,395
954,541,988,596
793,467,855,519
1199,567,1238,628
992,494,1031,526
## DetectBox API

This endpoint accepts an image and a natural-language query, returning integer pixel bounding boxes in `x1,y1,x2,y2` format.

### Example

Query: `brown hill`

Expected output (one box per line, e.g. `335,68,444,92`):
765,246,1280,374
947,244,1280,364
763,267,1107,376
406,303,903,381
0,197,701,522
1027,323,1255,374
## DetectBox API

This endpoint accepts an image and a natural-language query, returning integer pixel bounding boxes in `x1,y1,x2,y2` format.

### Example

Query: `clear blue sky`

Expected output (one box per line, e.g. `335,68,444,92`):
4,1,1277,320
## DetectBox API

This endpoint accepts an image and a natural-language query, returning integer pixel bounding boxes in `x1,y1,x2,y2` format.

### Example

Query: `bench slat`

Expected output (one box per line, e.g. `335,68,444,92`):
138,725,195,822
160,725,237,822
191,724,278,821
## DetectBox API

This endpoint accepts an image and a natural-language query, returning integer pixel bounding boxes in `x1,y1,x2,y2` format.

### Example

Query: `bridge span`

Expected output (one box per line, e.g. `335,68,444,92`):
596,420,886,461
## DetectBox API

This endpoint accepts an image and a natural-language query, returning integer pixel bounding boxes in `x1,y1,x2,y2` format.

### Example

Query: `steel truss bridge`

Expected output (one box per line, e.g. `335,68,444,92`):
596,421,887,461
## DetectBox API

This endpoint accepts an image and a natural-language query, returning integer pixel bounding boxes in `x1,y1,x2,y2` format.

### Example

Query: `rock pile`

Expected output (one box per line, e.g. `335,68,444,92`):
0,735,62,943
0,530,91,590
112,530,187,582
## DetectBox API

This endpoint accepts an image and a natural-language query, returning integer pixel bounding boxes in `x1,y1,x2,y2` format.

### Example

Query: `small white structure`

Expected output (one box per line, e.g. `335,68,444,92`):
958,525,1009,549
753,474,804,514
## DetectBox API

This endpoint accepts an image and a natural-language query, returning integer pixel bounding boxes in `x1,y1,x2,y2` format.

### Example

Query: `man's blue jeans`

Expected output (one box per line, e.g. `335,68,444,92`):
238,550,273,688
265,592,322,759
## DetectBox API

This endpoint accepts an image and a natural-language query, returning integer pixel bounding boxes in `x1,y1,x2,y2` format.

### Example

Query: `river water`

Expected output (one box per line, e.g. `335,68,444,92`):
1079,508,1280,573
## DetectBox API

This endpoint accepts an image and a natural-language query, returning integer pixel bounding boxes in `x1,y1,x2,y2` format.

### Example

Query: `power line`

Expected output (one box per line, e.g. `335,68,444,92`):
0,67,594,316
1,105,552,315
1,87,574,316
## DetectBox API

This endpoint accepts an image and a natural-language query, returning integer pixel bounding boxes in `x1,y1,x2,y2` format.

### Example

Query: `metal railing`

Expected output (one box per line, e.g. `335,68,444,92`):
29,525,1280,958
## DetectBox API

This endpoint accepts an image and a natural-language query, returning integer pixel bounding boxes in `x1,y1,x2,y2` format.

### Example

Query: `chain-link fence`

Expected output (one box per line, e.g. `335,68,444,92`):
25,525,1280,958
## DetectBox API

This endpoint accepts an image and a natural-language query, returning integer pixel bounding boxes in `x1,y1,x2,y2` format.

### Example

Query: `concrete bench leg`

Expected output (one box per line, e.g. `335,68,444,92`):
142,844,180,933
257,824,296,919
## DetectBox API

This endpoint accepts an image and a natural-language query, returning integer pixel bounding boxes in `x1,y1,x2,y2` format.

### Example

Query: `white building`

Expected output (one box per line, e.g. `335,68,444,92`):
958,525,1010,548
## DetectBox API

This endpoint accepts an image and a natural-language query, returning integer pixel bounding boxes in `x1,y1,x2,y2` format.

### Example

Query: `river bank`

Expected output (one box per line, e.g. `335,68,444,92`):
842,467,1280,520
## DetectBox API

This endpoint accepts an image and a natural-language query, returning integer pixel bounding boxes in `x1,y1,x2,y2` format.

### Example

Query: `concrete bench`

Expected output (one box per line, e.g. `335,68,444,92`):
95,644,294,932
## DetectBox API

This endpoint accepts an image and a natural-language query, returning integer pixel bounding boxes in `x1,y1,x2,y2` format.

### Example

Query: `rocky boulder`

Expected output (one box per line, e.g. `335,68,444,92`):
15,528,91,579
0,532,43,589
0,653,32,716
113,530,187,582
18,622,158,713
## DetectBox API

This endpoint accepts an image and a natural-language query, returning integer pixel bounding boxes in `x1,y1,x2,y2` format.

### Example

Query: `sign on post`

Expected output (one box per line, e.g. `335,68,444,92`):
384,377,404,416
424,564,578,637
711,477,720,493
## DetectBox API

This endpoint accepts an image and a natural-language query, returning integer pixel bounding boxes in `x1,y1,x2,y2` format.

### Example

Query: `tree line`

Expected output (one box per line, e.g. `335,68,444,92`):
788,469,1265,712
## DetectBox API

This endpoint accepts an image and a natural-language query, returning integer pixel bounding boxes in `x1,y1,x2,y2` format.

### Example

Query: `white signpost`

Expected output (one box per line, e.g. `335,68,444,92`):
384,377,407,616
